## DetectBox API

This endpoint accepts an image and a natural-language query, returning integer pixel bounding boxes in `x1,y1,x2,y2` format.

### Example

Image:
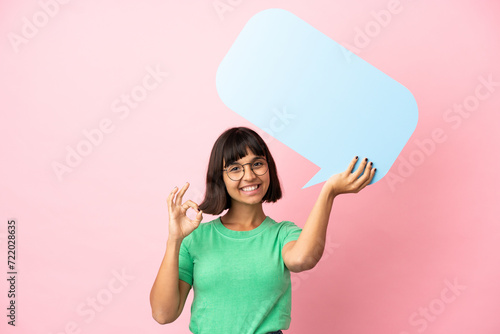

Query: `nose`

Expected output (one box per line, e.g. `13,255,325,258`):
242,164,258,181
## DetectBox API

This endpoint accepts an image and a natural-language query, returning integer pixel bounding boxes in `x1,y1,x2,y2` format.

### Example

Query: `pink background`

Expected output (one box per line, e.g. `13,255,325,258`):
1,1,500,333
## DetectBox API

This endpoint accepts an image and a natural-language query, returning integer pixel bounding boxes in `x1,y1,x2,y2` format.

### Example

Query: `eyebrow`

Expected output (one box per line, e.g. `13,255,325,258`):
227,156,265,166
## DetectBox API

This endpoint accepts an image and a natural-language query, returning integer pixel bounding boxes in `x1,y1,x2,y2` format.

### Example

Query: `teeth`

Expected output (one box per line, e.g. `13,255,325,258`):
241,185,258,191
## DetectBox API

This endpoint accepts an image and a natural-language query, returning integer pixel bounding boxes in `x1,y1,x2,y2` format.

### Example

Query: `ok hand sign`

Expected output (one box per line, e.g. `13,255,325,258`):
167,182,203,241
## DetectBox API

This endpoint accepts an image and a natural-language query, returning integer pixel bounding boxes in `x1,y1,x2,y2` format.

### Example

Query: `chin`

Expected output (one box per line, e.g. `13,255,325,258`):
234,196,265,206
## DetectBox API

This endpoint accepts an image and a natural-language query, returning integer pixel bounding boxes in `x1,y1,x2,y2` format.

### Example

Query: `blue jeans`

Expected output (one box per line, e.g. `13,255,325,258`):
267,331,283,334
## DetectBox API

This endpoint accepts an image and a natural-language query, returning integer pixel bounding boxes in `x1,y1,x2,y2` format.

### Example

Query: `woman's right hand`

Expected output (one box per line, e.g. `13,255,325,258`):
167,182,203,241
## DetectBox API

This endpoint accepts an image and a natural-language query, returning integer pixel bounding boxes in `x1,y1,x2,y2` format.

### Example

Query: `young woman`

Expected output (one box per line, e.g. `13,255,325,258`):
150,126,376,333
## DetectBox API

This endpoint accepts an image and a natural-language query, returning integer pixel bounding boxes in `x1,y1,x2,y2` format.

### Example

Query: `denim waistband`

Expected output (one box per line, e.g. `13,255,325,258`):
267,331,283,334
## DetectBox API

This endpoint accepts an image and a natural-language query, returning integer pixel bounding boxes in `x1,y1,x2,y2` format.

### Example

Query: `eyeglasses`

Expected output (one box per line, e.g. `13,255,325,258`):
222,158,269,181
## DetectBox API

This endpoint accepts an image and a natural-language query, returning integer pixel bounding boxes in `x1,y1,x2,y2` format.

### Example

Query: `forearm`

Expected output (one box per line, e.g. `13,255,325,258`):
149,237,183,324
293,185,336,270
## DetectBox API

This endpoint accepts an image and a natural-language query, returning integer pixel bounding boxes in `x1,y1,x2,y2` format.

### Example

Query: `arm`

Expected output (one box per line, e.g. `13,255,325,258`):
283,156,376,272
149,237,191,324
150,183,202,324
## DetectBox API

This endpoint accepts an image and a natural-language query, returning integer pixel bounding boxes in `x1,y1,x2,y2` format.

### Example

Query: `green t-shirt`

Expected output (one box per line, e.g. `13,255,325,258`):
178,215,303,334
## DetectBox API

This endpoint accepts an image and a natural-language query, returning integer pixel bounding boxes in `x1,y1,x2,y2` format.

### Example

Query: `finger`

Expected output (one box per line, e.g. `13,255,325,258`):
352,157,368,179
346,156,359,173
359,166,376,189
359,161,374,182
368,167,376,184
183,201,203,225
195,209,203,223
181,200,200,213
352,159,373,190
175,182,190,206
167,186,178,211
346,156,358,173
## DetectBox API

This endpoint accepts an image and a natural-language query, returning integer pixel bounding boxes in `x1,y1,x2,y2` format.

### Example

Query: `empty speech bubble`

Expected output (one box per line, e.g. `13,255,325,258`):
216,8,418,189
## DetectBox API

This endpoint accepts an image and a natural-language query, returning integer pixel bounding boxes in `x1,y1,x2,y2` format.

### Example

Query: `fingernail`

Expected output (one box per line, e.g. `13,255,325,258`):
364,158,368,161
355,156,358,159
370,162,373,166
374,168,377,172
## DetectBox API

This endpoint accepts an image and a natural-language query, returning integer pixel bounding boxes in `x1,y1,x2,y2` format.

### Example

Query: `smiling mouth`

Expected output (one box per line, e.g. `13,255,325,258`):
240,184,260,192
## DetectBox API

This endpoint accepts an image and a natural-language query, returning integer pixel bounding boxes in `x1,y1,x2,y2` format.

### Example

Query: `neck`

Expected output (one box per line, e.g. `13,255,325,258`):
221,201,266,229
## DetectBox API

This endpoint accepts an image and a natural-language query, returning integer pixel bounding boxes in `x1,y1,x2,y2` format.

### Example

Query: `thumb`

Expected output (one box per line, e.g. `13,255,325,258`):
196,210,203,222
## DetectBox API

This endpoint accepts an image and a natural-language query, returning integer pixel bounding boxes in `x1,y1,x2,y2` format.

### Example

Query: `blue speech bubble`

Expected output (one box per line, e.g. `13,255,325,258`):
216,8,418,189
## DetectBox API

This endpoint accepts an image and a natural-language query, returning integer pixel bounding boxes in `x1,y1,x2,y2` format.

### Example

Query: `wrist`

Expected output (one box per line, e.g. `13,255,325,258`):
322,183,338,200
167,235,184,245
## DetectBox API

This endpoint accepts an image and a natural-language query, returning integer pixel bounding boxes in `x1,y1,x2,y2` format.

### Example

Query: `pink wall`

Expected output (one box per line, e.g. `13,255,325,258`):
1,1,499,333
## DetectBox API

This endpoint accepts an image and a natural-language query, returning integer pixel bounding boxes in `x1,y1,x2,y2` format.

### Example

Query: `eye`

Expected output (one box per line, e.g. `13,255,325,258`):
253,161,263,167
229,166,241,172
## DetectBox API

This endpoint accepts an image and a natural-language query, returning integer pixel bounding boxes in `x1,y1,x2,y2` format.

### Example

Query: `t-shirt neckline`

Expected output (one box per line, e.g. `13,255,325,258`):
214,215,272,239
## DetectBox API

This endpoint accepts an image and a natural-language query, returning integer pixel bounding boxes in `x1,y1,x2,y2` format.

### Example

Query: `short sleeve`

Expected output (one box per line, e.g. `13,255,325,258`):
178,236,194,286
280,221,303,246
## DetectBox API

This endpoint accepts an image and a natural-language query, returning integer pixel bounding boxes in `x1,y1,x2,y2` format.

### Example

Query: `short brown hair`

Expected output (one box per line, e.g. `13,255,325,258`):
198,127,282,215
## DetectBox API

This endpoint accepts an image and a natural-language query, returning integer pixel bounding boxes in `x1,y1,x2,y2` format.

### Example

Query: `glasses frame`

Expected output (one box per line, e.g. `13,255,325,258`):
222,157,269,181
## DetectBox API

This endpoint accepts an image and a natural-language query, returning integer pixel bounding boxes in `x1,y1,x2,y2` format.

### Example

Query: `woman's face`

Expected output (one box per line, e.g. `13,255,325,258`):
222,148,270,207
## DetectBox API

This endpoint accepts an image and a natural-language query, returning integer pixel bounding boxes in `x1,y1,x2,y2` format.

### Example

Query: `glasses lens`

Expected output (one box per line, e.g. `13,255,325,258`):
252,159,268,175
227,164,244,180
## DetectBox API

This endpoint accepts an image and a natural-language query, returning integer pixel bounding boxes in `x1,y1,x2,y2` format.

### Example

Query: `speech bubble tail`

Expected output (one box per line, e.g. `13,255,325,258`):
301,168,332,190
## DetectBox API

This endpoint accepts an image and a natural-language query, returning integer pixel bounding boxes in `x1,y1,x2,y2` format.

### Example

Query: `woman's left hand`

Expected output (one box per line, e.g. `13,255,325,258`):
324,156,376,196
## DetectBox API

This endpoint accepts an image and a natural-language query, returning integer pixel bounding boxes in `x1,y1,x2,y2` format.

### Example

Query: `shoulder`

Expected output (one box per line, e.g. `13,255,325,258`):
266,217,302,233
275,220,303,239
277,220,302,229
